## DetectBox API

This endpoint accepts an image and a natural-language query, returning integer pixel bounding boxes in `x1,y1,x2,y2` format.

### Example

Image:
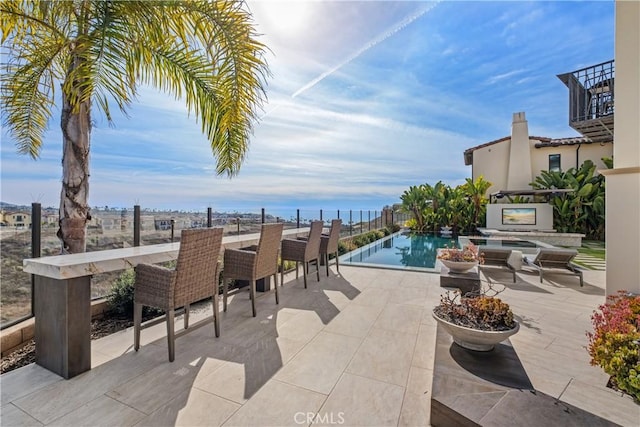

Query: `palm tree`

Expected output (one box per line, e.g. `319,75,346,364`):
1,0,268,253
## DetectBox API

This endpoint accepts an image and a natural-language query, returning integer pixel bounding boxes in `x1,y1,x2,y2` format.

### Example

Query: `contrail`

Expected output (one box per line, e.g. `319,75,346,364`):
290,1,440,99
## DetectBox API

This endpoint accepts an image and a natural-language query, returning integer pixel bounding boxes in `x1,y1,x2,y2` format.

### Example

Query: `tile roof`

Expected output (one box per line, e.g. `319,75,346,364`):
464,135,612,165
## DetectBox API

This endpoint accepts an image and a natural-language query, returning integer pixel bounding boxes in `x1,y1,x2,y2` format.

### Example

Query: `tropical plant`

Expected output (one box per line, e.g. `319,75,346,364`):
505,195,533,204
587,291,640,401
424,181,447,233
400,177,492,235
461,176,492,231
400,185,429,232
444,186,470,235
1,0,269,253
531,159,606,239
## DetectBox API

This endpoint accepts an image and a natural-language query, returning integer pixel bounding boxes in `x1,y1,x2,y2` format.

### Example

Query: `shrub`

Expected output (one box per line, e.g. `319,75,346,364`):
338,240,357,255
405,218,420,231
587,291,640,401
278,259,297,272
339,229,389,254
107,269,163,318
352,235,368,247
386,223,400,234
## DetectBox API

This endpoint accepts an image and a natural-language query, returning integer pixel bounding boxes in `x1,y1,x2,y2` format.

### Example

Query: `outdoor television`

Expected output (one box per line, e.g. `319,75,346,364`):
502,207,536,226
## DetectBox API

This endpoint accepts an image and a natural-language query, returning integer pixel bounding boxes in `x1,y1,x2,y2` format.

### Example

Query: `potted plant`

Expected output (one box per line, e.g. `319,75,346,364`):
587,290,640,402
437,242,484,273
433,286,519,351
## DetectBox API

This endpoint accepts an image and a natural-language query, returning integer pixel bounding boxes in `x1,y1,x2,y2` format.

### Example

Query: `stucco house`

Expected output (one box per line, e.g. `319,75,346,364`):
463,112,613,197
3,212,32,228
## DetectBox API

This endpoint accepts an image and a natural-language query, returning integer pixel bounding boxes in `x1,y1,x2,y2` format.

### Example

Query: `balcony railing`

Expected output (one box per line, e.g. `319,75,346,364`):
1,203,408,329
557,59,614,143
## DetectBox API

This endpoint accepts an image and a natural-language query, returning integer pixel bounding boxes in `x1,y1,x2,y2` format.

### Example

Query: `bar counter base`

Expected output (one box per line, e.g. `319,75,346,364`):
34,276,91,379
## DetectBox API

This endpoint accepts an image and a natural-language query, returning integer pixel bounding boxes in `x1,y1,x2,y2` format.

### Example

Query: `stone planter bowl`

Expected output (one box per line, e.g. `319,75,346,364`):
440,259,478,273
432,311,520,351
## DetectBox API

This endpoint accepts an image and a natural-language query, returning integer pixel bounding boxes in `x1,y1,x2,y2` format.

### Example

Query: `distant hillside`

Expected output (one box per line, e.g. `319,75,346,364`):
0,202,21,209
1,202,56,211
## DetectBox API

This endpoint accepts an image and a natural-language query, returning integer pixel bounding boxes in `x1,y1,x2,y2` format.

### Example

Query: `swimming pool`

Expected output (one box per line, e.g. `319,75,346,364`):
339,232,458,271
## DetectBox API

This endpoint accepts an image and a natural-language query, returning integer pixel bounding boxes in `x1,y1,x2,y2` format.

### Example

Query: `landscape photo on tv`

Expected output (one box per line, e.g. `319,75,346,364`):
502,207,536,225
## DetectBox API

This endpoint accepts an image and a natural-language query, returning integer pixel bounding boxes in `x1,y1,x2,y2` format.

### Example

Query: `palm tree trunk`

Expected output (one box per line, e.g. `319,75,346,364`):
58,90,91,254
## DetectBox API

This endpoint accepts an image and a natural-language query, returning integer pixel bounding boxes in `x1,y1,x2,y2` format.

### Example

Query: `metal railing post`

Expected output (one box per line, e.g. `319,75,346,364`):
320,209,323,222
337,209,340,219
207,207,212,228
261,208,265,224
170,219,175,242
31,202,41,317
375,211,378,229
297,209,300,228
360,210,362,233
368,211,371,231
236,217,240,234
133,205,140,247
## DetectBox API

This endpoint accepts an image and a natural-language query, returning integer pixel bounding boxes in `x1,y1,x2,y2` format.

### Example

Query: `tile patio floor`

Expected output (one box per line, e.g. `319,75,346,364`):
1,265,638,426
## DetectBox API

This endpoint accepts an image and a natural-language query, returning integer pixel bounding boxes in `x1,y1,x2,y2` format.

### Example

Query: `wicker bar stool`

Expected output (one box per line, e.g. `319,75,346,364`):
134,227,223,362
280,220,323,288
320,219,342,276
222,223,284,317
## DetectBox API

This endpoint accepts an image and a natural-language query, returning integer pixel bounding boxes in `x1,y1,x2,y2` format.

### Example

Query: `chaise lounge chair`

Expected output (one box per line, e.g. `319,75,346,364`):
524,248,583,287
478,247,517,283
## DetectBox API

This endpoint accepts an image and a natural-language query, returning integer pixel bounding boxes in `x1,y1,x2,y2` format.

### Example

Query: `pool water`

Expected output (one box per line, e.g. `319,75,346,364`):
340,232,458,271
465,238,540,249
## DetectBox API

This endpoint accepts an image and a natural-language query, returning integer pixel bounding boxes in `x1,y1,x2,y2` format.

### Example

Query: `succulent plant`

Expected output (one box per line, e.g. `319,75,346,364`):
434,287,515,331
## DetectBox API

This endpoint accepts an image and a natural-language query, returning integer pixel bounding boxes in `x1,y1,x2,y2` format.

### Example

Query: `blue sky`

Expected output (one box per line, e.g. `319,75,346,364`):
0,0,614,215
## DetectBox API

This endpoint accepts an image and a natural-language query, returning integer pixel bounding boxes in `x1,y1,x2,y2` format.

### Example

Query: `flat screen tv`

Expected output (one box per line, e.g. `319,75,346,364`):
502,207,536,225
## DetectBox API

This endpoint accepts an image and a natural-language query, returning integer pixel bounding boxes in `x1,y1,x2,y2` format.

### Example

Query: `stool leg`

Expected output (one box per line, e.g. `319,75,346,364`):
212,293,220,337
166,309,175,362
134,302,142,351
250,280,257,317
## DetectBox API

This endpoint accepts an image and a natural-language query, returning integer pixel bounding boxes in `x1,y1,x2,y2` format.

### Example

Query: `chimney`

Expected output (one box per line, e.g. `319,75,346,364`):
506,112,533,190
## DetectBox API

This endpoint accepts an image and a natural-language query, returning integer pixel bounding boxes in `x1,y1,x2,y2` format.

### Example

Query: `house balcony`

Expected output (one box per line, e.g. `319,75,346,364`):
557,60,614,143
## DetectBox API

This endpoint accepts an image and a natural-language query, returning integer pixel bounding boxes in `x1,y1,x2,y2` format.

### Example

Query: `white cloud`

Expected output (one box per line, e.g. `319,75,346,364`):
485,69,528,86
1,1,614,212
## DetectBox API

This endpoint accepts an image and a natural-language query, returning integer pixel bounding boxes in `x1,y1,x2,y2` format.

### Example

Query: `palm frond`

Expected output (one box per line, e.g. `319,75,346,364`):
2,0,270,173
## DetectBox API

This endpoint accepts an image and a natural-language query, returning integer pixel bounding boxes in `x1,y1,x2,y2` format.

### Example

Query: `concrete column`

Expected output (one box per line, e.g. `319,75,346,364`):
507,112,533,190
603,0,640,295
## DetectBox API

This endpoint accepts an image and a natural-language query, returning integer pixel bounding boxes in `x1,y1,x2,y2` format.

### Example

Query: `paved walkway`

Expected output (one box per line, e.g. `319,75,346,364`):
574,252,606,270
1,265,638,426
575,241,607,271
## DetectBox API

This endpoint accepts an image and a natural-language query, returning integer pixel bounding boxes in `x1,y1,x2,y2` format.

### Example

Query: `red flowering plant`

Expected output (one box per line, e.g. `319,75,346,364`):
586,290,640,401
437,242,484,263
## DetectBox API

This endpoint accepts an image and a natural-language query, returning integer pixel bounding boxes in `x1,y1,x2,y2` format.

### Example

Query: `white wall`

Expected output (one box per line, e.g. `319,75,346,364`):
605,0,640,296
530,143,613,177
472,140,510,195
473,138,613,193
486,203,553,231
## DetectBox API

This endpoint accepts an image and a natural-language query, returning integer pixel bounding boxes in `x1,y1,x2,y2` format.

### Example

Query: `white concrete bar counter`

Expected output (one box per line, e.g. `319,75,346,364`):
23,227,309,379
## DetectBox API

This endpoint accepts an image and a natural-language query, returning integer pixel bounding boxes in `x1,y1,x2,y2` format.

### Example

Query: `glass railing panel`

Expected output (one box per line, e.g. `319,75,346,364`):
1,225,33,327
